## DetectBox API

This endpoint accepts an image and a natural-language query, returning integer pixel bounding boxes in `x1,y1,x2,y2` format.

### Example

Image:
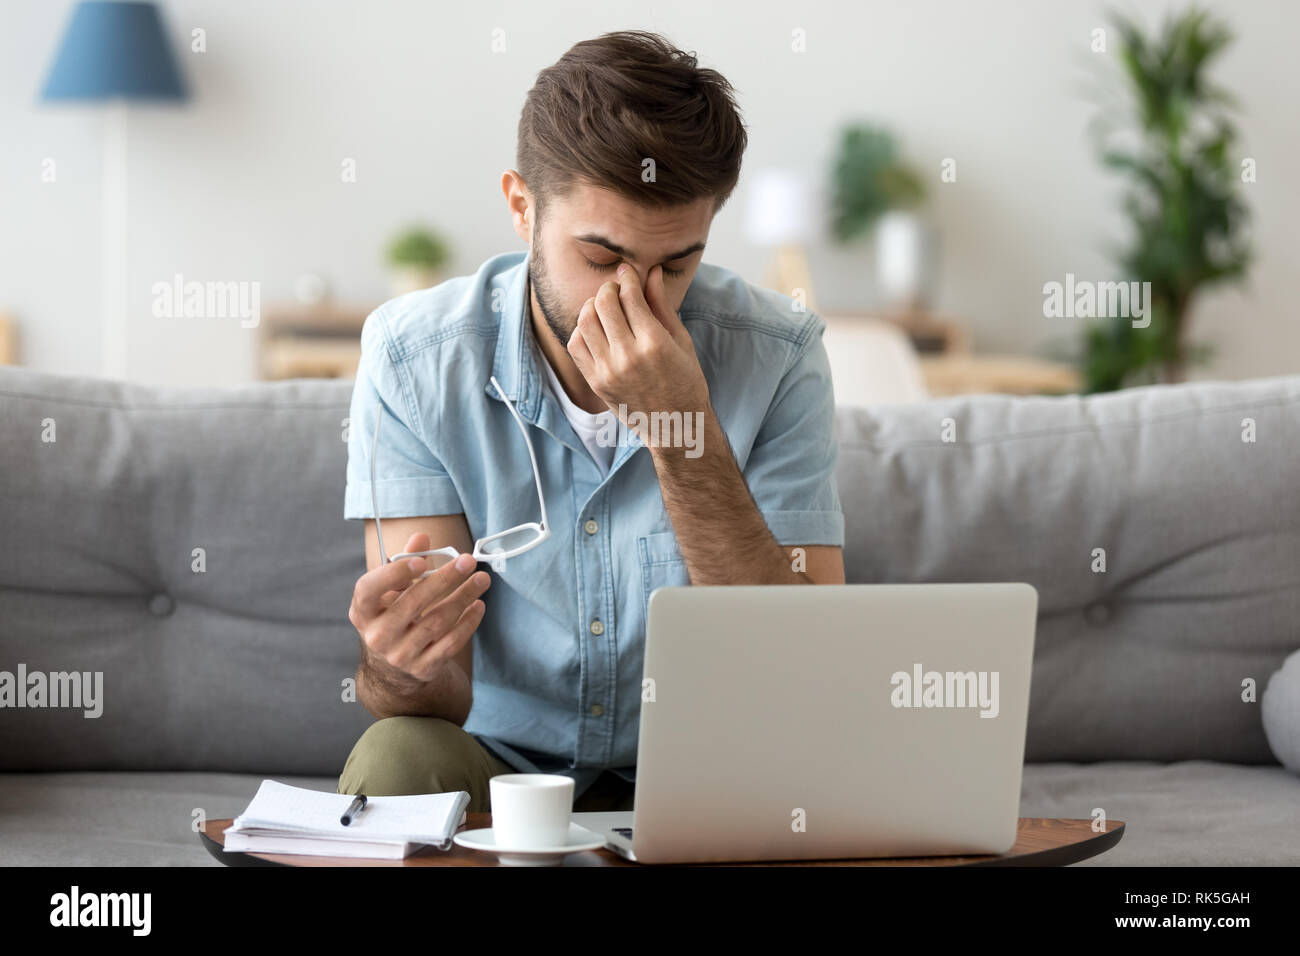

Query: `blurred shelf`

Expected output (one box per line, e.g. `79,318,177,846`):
822,307,970,355
0,313,15,365
918,354,1081,396
262,338,362,379
259,303,370,379
822,307,1078,396
263,303,373,334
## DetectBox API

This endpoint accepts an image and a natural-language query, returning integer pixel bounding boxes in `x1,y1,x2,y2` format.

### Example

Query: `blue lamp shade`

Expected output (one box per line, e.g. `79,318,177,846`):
41,1,186,101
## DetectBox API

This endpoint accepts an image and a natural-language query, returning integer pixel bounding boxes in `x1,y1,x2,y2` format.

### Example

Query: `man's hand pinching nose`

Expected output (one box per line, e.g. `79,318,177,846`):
565,263,709,423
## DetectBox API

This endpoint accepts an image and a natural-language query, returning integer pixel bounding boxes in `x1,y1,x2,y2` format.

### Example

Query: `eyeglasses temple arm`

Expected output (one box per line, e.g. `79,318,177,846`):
490,375,549,531
374,381,546,566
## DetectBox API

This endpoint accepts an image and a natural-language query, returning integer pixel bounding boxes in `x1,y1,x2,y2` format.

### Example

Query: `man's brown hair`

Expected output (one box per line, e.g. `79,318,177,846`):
516,30,748,221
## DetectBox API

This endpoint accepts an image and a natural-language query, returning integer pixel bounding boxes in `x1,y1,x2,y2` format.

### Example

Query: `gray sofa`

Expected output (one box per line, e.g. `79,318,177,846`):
1,365,1297,866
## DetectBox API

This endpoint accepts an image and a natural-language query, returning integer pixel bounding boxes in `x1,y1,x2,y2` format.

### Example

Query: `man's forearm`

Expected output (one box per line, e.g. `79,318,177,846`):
650,408,811,586
356,647,472,724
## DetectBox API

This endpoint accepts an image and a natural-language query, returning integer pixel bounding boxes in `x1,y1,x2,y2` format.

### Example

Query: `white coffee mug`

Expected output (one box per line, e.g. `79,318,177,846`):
489,773,574,848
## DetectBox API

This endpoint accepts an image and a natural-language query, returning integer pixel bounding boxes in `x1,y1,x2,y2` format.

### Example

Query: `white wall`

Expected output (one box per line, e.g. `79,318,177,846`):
2,0,1296,385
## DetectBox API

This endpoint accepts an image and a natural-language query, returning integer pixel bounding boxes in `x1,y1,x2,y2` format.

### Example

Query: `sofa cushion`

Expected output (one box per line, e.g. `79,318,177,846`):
0,368,370,774
835,375,1300,763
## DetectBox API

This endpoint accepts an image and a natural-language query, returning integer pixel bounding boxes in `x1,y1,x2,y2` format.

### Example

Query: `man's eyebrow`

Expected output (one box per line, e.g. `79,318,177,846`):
574,233,705,264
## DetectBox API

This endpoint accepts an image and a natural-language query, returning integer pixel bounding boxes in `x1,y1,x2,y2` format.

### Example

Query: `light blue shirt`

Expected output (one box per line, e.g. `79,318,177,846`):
344,250,843,800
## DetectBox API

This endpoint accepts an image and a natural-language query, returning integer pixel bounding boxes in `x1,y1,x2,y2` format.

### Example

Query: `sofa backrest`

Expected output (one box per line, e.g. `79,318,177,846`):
836,374,1300,764
0,368,370,775
1,366,1296,772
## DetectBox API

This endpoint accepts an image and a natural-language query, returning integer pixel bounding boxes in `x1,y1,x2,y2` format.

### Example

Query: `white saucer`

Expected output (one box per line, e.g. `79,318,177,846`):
453,823,607,866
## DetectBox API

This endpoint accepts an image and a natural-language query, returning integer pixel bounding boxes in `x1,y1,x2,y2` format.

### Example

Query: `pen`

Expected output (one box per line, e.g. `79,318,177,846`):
341,794,368,826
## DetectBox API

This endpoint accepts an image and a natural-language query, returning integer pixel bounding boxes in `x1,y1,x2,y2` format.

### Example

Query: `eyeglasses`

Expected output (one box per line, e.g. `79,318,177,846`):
370,375,551,578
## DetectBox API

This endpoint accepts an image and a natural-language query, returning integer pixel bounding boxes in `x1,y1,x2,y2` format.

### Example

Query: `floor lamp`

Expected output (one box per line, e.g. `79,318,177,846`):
41,1,187,380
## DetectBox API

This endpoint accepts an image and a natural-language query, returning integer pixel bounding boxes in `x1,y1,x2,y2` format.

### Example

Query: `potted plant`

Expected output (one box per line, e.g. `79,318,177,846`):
1082,7,1252,392
829,124,931,310
386,227,451,296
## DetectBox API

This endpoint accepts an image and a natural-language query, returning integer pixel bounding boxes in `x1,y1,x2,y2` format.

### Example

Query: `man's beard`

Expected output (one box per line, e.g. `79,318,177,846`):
528,229,578,348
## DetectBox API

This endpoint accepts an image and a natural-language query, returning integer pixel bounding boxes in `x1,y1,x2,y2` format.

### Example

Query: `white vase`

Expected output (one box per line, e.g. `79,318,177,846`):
875,210,935,311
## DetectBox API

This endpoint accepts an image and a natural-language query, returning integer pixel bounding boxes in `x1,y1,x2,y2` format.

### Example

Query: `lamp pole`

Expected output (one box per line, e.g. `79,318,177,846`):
39,1,188,381
102,98,127,379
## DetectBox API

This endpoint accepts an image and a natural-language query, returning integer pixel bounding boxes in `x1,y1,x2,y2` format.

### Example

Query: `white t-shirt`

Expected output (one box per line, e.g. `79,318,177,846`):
539,351,620,474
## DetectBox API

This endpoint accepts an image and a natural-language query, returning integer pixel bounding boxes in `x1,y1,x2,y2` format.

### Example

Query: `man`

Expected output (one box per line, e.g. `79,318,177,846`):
338,30,844,813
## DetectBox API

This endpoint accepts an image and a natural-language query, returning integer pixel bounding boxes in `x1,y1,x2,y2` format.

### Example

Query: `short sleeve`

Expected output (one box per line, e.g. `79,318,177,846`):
742,320,845,546
343,311,464,519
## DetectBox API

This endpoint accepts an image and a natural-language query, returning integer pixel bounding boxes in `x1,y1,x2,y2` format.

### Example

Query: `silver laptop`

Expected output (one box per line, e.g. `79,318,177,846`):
574,583,1038,864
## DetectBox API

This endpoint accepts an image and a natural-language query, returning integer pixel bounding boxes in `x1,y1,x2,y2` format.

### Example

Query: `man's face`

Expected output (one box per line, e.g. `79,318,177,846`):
528,183,714,347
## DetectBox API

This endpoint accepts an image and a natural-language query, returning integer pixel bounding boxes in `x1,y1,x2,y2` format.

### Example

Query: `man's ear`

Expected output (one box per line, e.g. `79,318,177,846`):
501,170,532,243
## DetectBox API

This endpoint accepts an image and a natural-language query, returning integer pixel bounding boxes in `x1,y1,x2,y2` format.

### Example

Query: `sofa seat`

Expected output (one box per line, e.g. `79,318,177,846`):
2,762,1295,866
1016,761,1300,865
0,771,338,867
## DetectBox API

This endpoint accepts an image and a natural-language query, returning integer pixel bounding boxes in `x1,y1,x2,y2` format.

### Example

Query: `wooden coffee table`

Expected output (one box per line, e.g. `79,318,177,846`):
200,815,1123,867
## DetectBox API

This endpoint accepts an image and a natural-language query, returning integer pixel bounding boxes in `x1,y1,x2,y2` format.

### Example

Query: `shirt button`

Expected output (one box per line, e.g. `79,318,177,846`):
590,620,604,636
584,519,599,535
590,704,604,717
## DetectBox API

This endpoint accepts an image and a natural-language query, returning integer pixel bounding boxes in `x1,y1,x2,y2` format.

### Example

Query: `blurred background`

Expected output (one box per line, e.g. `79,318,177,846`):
1,0,1294,402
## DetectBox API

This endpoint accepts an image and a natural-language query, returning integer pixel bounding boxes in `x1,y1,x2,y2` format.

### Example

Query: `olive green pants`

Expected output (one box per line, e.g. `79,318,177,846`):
337,716,635,813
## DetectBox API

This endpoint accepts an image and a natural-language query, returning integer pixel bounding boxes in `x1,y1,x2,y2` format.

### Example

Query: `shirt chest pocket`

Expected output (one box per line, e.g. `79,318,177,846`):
637,531,691,611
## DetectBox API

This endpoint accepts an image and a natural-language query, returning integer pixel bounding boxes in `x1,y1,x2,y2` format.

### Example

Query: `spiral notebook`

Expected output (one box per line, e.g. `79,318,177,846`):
223,780,471,860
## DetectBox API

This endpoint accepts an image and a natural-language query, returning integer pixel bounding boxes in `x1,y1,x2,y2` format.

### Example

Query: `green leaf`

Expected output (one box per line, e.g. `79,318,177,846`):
1082,5,1250,388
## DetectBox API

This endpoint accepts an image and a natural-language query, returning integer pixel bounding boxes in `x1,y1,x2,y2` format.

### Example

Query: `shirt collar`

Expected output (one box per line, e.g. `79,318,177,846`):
487,250,544,423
